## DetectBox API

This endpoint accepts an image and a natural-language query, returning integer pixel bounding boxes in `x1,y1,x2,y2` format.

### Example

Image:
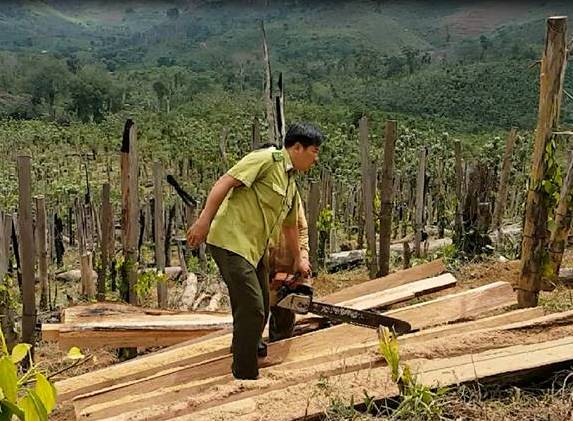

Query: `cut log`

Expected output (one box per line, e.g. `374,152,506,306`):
55,262,446,402
70,281,515,418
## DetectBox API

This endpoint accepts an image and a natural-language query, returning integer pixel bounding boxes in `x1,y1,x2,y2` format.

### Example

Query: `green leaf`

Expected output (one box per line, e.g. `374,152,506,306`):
19,390,48,421
0,357,17,403
0,400,25,421
66,347,85,360
11,344,31,364
34,374,56,414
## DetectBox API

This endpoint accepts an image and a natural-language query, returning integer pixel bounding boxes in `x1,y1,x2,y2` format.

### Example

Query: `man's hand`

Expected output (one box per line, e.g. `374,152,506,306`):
294,256,311,279
186,217,210,249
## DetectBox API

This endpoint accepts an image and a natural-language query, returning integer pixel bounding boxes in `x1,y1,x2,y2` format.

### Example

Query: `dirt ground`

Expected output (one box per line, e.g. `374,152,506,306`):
43,249,573,420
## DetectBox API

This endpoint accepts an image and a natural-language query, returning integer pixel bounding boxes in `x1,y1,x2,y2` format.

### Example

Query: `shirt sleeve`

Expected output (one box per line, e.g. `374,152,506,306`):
283,189,300,227
226,150,271,188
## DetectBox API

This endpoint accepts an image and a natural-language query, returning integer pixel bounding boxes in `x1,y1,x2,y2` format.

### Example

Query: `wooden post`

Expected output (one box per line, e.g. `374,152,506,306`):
414,147,427,257
252,117,261,150
454,140,464,243
276,72,286,147
0,211,10,280
218,127,229,172
121,120,140,305
307,181,320,272
35,196,49,310
261,21,277,144
175,204,188,279
359,116,378,278
17,155,36,351
546,151,573,287
153,162,168,309
519,16,568,308
492,128,518,237
378,120,397,277
99,183,113,301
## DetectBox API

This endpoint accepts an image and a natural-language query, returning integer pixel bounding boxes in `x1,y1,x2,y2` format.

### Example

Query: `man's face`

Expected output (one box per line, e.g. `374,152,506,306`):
292,143,319,172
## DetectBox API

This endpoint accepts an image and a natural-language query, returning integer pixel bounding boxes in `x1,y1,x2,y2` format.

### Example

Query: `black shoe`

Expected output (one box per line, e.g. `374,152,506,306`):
257,341,268,358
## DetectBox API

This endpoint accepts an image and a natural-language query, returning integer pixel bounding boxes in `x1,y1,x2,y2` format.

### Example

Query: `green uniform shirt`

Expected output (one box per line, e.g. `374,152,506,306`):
207,147,300,268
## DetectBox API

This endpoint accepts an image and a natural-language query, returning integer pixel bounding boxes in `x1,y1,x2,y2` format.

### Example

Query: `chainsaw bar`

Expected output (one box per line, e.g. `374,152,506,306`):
309,301,411,334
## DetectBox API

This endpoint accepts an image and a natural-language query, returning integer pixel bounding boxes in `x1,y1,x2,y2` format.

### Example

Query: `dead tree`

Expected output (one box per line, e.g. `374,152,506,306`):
0,211,16,350
261,21,278,144
519,16,568,308
454,141,464,244
378,120,397,276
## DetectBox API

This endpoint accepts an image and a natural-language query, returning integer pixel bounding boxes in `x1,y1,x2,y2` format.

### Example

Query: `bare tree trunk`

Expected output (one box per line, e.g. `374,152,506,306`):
261,21,278,144
519,17,568,308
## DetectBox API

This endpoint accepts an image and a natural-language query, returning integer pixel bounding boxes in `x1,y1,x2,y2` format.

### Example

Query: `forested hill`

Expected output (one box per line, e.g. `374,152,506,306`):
1,0,573,129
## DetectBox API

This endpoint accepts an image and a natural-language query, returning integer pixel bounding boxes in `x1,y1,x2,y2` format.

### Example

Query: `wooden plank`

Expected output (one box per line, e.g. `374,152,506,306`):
173,336,573,421
321,258,445,304
54,267,447,402
76,308,561,421
70,281,514,417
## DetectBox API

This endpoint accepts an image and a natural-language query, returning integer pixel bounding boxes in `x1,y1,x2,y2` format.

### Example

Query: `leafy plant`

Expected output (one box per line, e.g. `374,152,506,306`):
378,327,448,420
134,268,169,301
0,330,59,421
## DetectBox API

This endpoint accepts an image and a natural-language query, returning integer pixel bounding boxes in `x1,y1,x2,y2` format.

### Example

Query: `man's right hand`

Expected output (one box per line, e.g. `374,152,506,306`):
186,217,210,248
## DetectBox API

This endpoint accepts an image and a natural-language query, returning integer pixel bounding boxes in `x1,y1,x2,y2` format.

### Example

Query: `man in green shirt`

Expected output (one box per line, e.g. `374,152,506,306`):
187,123,323,379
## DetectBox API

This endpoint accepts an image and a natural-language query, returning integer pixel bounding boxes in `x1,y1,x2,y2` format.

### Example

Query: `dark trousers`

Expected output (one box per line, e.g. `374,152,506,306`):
269,306,296,342
208,245,269,379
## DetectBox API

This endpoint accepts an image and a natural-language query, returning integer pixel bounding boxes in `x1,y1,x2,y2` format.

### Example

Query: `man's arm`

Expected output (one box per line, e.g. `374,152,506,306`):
284,224,311,277
186,174,242,248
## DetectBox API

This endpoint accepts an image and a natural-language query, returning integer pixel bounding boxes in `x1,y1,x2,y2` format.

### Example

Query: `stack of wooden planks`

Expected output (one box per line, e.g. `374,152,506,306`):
53,259,573,420
42,302,233,349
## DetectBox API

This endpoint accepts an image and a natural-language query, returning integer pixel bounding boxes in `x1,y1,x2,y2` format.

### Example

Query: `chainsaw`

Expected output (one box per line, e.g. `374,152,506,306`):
275,274,411,335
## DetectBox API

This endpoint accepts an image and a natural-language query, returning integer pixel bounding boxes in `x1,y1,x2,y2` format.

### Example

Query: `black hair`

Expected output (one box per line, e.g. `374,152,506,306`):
284,122,324,148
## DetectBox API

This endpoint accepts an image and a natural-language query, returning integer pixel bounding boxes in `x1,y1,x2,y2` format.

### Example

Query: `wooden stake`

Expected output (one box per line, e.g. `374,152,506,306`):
307,181,320,272
378,120,397,276
35,196,49,310
414,147,427,257
99,183,113,301
359,116,378,278
519,16,568,308
153,162,167,309
17,155,36,351
546,150,573,287
454,140,464,243
261,21,277,144
492,128,518,237
121,120,140,305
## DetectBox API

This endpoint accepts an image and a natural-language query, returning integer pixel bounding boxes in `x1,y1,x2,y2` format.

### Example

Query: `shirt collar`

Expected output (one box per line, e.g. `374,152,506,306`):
281,147,294,172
